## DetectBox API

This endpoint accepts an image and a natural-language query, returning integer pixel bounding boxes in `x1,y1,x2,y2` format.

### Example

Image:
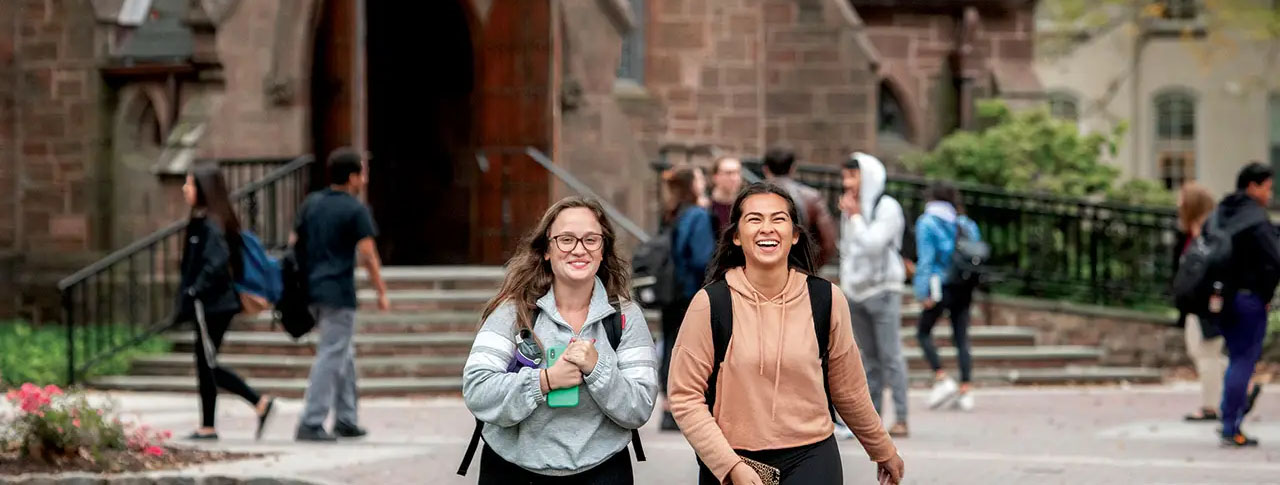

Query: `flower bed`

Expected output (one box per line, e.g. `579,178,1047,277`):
0,383,256,474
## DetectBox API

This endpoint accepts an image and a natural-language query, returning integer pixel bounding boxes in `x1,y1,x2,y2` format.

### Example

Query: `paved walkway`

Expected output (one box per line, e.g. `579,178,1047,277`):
70,384,1280,484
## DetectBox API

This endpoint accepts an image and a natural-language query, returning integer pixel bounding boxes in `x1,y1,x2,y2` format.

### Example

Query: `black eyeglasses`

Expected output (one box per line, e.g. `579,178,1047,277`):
551,233,604,252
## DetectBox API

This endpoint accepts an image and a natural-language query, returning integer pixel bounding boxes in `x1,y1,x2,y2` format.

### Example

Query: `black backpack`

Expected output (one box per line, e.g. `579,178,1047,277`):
633,208,689,309
274,200,315,340
1174,211,1265,314
946,221,989,289
456,303,645,476
701,274,834,418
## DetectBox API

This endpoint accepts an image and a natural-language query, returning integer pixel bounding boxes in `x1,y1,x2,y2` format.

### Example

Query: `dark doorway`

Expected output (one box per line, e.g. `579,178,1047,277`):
365,1,477,265
310,0,357,190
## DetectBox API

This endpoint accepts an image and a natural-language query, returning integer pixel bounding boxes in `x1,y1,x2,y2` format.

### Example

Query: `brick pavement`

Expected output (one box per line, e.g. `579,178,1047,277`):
87,384,1280,484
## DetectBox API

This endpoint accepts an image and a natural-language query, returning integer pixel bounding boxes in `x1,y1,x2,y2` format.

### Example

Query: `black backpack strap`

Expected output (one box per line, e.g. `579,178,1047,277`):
602,301,647,462
703,280,734,413
458,418,484,476
806,275,834,410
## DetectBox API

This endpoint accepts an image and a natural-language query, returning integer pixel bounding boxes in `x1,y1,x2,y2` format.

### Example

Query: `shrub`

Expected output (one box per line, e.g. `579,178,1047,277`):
0,322,169,386
1,382,170,467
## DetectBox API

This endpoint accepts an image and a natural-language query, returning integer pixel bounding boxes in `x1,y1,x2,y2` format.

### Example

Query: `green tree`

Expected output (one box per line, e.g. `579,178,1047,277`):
905,100,1149,200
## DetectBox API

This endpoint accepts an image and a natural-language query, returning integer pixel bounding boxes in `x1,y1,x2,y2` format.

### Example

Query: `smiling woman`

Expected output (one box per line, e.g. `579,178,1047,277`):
669,183,906,485
461,196,658,483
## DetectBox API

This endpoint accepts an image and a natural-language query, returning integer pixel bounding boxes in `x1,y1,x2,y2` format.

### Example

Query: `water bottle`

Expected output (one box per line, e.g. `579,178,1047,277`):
1208,281,1224,314
507,329,543,372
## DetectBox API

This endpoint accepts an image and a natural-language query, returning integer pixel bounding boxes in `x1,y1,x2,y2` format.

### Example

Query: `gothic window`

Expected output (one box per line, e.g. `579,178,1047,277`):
1155,90,1196,190
1047,91,1079,122
617,0,645,83
878,81,910,141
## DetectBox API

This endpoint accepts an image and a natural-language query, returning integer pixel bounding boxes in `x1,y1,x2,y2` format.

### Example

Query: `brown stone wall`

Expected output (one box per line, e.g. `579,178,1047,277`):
857,4,1035,146
980,296,1188,368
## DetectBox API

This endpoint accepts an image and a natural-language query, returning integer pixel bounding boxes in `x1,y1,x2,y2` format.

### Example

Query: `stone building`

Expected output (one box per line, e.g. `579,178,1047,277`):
0,0,1039,319
1035,0,1280,199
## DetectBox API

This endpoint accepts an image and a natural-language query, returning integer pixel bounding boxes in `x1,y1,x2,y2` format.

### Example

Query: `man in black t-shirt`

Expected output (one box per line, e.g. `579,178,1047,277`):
294,148,390,442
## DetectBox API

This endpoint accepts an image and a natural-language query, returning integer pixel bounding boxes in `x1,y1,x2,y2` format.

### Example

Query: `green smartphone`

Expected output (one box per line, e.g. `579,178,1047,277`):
546,346,579,408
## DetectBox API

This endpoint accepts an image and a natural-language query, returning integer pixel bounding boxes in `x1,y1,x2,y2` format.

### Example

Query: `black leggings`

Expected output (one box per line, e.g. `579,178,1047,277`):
195,311,261,428
660,296,692,395
698,435,842,485
916,284,974,383
478,446,633,484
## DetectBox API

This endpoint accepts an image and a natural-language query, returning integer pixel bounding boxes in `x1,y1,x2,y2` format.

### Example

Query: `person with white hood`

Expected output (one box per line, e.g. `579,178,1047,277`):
836,152,909,438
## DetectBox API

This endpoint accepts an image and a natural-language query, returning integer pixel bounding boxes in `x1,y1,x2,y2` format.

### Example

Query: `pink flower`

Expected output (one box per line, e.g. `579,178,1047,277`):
20,383,38,394
56,426,63,433
143,446,164,457
96,409,103,416
42,385,62,396
72,419,81,428
5,390,17,402
162,430,172,439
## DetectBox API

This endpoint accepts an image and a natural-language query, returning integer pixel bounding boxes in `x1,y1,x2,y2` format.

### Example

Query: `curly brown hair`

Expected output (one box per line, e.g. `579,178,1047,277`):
479,197,632,337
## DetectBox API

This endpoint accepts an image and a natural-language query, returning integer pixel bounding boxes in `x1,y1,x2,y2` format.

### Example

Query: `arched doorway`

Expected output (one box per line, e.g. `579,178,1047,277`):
310,0,552,265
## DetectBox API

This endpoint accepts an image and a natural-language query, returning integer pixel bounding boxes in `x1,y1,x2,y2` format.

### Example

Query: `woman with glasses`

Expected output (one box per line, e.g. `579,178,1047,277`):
658,167,717,431
461,196,658,484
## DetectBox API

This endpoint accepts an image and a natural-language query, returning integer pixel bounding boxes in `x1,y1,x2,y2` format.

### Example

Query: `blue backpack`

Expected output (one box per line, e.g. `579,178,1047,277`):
235,231,283,313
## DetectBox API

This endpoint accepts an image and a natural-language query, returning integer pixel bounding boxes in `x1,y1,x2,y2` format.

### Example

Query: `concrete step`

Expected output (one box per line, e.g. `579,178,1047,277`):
88,375,462,398
358,289,495,311
901,345,1102,369
235,309,666,333
906,366,1163,386
131,353,467,379
166,331,475,357
898,325,1035,347
357,266,505,290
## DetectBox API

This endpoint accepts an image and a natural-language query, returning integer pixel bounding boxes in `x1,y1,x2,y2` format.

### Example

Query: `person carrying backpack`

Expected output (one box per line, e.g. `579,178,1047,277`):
763,148,839,268
913,182,982,412
293,148,390,442
1212,162,1280,447
1172,183,1227,423
460,196,657,483
657,167,716,431
668,183,904,485
176,163,276,441
837,152,909,438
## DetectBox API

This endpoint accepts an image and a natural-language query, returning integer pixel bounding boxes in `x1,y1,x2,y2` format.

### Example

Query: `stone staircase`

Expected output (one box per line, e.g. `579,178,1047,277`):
89,266,1162,397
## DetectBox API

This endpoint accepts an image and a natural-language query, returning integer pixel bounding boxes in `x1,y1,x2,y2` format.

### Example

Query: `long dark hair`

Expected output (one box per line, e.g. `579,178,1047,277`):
925,181,964,214
704,183,818,284
479,197,632,338
189,163,244,278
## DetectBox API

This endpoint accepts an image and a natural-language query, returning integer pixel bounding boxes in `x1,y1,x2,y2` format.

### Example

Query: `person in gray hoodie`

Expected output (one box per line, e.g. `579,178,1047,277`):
462,196,658,483
837,152,909,438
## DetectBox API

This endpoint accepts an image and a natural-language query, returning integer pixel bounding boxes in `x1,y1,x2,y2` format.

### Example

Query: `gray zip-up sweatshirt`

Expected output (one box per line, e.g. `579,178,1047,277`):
462,278,659,476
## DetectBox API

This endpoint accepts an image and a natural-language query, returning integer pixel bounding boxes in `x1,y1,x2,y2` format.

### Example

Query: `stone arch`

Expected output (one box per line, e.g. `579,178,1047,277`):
876,65,924,147
112,83,172,166
108,82,175,246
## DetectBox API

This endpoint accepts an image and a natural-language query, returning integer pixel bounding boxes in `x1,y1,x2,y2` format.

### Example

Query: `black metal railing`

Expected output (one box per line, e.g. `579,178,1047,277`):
654,159,1179,308
58,155,316,384
216,157,297,194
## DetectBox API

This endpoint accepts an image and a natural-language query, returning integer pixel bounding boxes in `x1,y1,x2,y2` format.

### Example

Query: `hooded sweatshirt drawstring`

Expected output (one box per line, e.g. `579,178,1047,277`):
746,280,791,420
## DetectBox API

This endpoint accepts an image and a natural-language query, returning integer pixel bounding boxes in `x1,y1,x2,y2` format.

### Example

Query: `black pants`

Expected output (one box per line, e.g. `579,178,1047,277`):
660,296,692,395
698,435,842,484
916,284,974,383
195,311,261,428
478,446,633,484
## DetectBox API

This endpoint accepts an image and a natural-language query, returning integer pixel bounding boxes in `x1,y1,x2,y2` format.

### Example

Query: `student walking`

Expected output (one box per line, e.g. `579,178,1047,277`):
293,148,390,442
914,182,982,411
461,196,658,483
177,163,275,441
669,183,904,485
709,156,744,236
838,152,909,438
659,167,716,430
1173,183,1227,422
1212,163,1280,447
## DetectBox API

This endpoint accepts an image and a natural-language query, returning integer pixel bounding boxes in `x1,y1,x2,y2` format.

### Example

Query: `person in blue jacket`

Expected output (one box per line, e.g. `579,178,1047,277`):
659,166,716,431
913,182,981,412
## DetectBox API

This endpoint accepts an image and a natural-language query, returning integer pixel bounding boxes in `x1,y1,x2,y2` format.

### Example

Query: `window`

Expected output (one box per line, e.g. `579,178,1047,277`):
1270,93,1280,200
617,0,645,83
1047,92,1079,122
1158,0,1198,20
1154,91,1196,189
877,81,910,140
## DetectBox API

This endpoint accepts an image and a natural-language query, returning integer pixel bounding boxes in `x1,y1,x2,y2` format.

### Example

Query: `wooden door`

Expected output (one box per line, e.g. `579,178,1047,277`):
310,0,359,189
474,0,553,263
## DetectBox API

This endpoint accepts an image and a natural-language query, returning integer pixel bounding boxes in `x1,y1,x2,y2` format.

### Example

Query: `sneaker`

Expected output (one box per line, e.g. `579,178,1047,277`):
887,422,909,438
833,422,855,440
1244,384,1263,417
1221,432,1259,448
952,391,975,412
928,378,959,410
333,422,368,439
295,425,337,442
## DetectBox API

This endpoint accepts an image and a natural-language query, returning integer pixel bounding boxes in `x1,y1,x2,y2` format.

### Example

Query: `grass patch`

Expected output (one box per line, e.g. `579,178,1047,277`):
0,322,169,387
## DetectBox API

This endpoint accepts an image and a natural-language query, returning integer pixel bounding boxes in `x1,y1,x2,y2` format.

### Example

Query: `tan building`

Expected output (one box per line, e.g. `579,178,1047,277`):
1035,0,1280,200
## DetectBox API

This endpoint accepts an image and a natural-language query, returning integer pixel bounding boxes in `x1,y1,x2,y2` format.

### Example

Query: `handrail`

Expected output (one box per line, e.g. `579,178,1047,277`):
58,155,316,291
476,147,651,243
